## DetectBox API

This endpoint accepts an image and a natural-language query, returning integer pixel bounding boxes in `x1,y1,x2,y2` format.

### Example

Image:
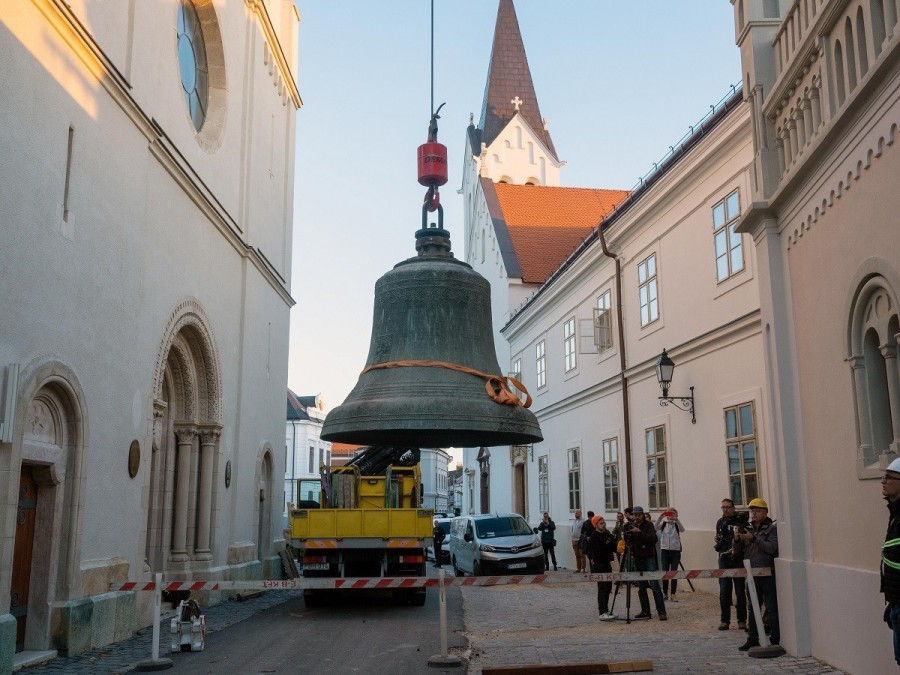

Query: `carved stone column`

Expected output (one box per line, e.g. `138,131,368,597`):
801,97,814,145
881,344,900,454
195,427,221,559
787,118,799,162
793,109,806,150
809,81,822,129
887,0,898,40
171,425,196,561
848,356,874,464
775,136,786,177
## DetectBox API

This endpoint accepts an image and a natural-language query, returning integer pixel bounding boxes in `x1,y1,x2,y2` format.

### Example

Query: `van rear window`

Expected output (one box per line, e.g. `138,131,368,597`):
475,517,532,538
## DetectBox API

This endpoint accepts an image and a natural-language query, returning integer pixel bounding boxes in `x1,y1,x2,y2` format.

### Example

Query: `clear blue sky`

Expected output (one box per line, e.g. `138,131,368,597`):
288,1,741,410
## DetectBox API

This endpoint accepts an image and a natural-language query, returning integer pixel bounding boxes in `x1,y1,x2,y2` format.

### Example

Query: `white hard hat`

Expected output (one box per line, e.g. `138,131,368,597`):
887,457,900,474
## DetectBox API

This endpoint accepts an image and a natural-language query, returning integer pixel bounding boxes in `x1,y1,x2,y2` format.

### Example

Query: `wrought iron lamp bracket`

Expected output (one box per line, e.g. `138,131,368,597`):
658,385,696,424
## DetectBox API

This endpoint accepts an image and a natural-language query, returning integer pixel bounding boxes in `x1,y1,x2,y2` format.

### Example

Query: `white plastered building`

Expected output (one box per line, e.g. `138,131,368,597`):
733,1,900,671
0,0,300,664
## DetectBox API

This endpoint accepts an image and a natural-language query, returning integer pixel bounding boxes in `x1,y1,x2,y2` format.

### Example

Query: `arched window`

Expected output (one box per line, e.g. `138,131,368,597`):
856,8,870,75
849,276,900,474
834,39,847,105
845,18,858,91
871,0,886,56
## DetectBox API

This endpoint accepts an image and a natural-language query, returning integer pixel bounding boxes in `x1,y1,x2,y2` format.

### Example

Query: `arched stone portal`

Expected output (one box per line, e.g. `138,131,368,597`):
4,359,88,652
145,300,222,573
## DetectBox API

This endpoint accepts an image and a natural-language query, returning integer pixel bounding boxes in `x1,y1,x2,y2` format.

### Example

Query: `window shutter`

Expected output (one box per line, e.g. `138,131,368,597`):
593,308,613,351
579,318,598,354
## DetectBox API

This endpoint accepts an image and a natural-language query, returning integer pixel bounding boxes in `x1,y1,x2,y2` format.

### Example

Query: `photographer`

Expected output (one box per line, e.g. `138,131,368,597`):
656,508,684,601
714,498,748,631
538,512,557,571
736,497,779,651
628,506,667,621
587,515,617,619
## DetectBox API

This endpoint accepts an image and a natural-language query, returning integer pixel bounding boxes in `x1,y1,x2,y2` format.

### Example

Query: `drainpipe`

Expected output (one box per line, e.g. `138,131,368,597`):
290,420,298,506
597,226,634,508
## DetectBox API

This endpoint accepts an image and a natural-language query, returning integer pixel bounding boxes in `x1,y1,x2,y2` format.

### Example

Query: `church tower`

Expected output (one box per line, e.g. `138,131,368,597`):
465,0,564,190
458,0,627,519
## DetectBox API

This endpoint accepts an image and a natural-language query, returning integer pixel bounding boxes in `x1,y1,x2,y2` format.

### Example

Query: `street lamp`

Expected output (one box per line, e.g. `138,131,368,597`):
655,348,696,424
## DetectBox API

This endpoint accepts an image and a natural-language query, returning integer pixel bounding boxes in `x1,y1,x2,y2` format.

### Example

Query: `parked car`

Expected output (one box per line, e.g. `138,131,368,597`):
448,513,544,576
426,517,452,564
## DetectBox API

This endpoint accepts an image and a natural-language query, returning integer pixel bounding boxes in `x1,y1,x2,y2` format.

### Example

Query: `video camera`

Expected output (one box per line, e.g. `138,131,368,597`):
715,510,749,554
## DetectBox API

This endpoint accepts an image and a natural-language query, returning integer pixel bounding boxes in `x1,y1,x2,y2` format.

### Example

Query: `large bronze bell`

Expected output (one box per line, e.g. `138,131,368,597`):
321,226,543,448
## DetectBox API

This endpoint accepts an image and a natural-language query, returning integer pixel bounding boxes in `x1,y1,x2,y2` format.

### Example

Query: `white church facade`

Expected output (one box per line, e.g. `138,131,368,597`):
0,0,299,665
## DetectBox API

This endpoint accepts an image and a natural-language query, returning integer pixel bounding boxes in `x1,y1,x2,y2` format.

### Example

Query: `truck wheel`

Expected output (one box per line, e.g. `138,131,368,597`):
410,589,427,606
452,557,463,577
303,590,321,608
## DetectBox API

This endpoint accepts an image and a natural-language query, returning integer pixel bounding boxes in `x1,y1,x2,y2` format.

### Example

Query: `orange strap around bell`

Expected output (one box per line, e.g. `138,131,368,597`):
360,360,533,409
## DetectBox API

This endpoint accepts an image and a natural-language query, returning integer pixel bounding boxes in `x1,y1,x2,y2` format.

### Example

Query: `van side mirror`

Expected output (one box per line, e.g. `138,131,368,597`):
533,527,539,534
464,532,473,542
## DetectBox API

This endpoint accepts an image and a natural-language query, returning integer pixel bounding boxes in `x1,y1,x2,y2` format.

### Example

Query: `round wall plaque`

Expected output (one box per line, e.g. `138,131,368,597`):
225,460,232,488
128,440,140,479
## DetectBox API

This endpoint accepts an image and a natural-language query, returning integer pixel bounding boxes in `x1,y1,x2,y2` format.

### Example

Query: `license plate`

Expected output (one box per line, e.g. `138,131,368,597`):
508,562,527,569
302,563,329,570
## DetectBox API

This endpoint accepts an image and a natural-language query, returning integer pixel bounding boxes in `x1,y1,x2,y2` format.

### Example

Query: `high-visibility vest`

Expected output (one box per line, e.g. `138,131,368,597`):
883,537,900,570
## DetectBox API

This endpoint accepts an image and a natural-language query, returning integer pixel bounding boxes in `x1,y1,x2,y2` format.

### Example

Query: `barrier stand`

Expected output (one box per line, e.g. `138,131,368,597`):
743,560,785,658
427,568,461,668
135,572,173,671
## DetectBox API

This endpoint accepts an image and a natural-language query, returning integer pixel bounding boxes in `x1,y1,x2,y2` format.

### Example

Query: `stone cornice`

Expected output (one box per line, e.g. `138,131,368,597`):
245,0,302,109
33,0,295,309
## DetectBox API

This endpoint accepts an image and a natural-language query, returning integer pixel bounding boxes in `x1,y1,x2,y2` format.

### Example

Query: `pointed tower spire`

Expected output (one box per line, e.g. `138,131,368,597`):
479,0,557,160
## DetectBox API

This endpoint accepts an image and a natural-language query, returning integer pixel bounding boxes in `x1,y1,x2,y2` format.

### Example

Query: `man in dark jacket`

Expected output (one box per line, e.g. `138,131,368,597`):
628,506,667,621
882,458,900,665
432,520,446,568
735,498,778,651
715,498,749,631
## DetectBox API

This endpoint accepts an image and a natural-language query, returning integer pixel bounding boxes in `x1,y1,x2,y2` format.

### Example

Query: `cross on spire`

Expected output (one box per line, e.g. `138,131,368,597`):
511,96,523,112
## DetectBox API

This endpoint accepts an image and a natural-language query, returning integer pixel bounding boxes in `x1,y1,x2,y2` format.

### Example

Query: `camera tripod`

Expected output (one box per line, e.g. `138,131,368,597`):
603,543,650,624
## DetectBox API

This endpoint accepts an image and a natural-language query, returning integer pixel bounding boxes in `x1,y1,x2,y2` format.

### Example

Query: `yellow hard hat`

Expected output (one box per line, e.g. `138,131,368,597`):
748,498,768,510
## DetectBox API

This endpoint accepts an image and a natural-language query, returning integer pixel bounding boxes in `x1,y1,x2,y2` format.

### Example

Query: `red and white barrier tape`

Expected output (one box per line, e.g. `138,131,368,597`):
109,567,770,592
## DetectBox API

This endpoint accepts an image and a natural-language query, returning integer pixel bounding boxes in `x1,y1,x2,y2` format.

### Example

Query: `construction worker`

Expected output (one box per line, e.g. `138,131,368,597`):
735,497,778,651
881,457,900,666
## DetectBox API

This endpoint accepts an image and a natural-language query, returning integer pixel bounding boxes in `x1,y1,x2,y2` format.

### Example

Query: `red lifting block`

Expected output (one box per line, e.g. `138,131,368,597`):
417,142,448,186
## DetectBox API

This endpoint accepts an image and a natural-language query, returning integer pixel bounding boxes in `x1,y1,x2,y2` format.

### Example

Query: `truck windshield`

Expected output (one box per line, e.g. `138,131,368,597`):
475,517,531,539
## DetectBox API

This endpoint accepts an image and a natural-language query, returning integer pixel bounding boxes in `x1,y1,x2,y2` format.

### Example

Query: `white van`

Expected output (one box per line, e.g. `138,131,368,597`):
448,514,543,576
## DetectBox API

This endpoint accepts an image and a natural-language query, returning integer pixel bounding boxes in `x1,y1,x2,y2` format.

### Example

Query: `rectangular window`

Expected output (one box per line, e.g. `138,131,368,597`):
538,456,549,512
725,402,759,506
713,189,744,282
595,290,613,352
567,447,581,511
536,340,546,389
308,446,315,473
638,254,659,327
563,317,577,372
602,438,619,511
645,426,668,509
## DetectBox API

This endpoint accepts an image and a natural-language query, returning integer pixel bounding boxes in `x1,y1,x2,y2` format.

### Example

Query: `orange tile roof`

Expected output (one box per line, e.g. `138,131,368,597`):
492,183,630,284
330,442,364,455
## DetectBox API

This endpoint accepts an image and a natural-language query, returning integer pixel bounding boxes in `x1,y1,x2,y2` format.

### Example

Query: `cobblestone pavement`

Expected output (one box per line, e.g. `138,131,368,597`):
23,591,295,673
459,575,845,674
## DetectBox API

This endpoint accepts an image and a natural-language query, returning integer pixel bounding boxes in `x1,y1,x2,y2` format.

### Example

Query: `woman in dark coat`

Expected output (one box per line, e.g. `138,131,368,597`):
537,512,557,570
587,515,618,618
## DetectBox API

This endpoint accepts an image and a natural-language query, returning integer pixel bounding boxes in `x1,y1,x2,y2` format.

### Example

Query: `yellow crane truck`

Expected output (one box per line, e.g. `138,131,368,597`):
288,447,433,606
